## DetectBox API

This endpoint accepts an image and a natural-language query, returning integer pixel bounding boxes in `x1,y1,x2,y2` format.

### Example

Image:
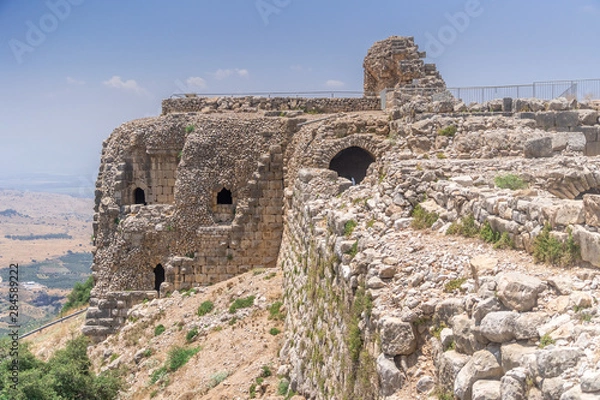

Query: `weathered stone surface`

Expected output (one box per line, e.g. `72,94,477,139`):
473,297,504,324
513,312,547,340
377,353,404,396
480,311,518,343
416,375,435,394
472,379,501,400
571,225,600,267
437,350,470,391
524,137,553,158
536,347,584,378
560,385,600,400
452,314,486,355
542,377,567,400
581,370,600,393
553,200,585,226
497,273,545,312
500,368,528,400
500,343,537,372
379,317,417,356
455,349,503,400
583,194,600,227
436,298,466,324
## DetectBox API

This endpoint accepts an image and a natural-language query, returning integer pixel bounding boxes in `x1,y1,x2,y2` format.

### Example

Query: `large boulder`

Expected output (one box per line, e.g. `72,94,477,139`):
455,349,504,400
437,350,470,391
500,343,537,372
472,380,501,400
500,368,528,400
497,273,545,312
376,353,404,396
513,312,547,340
480,311,518,343
536,347,584,378
524,137,552,158
379,317,416,356
452,314,486,355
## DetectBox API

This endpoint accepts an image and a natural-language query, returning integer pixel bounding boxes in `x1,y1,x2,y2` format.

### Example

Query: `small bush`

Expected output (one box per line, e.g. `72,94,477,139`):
539,334,555,348
269,328,281,336
533,225,580,266
167,346,201,372
261,365,272,377
480,221,501,243
186,328,199,343
345,240,359,258
438,125,457,137
62,276,94,312
344,220,357,237
268,301,284,321
494,232,515,249
229,295,255,313
150,366,167,385
444,278,467,293
185,124,195,133
411,204,439,230
431,322,447,339
208,371,229,388
249,383,257,398
142,348,153,358
154,324,166,336
436,152,447,159
197,301,215,316
277,379,290,395
446,214,479,238
494,174,527,190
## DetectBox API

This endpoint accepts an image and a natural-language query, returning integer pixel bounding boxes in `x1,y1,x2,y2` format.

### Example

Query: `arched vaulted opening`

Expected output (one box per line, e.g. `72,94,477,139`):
328,146,376,184
154,264,165,294
134,188,146,205
217,188,233,205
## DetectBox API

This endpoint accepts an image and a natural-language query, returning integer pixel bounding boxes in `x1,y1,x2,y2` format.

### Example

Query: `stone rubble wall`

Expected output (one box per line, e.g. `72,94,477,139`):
82,291,157,342
161,96,381,115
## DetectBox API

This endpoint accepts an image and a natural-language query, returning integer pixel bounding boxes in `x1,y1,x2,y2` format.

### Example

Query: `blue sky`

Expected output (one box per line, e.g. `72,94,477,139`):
1,0,599,190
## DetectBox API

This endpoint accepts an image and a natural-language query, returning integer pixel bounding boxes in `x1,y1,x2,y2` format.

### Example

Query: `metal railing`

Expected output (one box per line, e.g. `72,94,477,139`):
19,307,88,340
446,79,600,104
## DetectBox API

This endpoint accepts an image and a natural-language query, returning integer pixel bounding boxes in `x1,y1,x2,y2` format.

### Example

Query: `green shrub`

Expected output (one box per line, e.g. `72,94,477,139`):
62,276,94,312
208,371,229,388
186,328,199,343
345,240,359,258
533,225,580,266
411,204,439,230
229,296,255,313
154,324,166,336
167,346,200,372
446,214,479,238
480,221,501,243
269,328,281,336
197,301,215,316
344,220,357,237
185,124,195,133
438,125,457,137
268,301,284,321
150,366,167,384
249,383,257,398
539,334,555,348
494,232,515,249
431,322,447,339
261,365,272,377
142,348,153,358
494,174,527,190
444,278,467,293
277,379,290,395
436,152,447,159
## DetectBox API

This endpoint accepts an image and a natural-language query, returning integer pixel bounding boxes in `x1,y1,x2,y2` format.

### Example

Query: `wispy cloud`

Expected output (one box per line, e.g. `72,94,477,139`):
325,79,345,88
103,76,149,96
186,76,207,89
213,68,249,80
290,65,313,73
66,76,85,85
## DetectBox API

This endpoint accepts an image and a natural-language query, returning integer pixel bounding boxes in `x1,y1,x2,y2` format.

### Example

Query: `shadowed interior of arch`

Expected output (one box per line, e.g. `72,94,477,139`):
154,264,165,293
217,188,233,204
328,146,375,184
134,187,146,205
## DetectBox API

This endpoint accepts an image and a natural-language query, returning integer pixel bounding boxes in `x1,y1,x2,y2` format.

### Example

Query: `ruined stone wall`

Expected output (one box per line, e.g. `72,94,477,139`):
161,96,380,115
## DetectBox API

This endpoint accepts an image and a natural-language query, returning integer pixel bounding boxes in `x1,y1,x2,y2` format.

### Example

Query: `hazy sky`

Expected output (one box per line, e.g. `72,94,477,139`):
1,0,600,186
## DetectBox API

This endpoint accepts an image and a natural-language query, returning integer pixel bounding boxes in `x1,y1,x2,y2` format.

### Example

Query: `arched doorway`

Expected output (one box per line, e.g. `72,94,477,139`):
154,264,165,293
134,188,146,205
328,146,375,184
217,188,233,204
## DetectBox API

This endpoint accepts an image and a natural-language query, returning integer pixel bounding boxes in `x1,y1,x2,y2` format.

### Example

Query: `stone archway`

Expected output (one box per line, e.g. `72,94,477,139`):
328,146,376,184
134,187,146,205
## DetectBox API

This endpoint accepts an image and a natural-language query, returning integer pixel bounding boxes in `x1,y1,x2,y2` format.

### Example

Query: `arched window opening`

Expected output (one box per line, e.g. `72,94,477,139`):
154,264,165,293
328,146,375,184
217,188,233,205
134,188,146,205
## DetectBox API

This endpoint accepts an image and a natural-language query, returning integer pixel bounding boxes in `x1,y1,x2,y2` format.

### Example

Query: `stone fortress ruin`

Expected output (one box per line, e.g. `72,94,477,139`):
84,36,600,399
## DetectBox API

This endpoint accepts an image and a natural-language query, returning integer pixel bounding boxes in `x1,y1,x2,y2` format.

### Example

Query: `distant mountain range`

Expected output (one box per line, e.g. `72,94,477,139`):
0,173,96,198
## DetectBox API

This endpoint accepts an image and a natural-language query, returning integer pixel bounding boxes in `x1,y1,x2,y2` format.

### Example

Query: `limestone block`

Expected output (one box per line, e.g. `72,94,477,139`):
437,350,470,391
536,347,584,378
513,312,547,340
577,109,599,126
525,136,553,158
571,225,600,267
480,311,518,343
501,342,537,372
435,298,466,325
583,194,600,227
455,349,503,400
500,368,528,400
497,273,545,312
379,317,417,356
376,354,404,396
555,112,579,129
560,385,599,400
581,370,600,393
542,377,567,400
535,112,556,130
451,314,486,355
472,380,501,400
